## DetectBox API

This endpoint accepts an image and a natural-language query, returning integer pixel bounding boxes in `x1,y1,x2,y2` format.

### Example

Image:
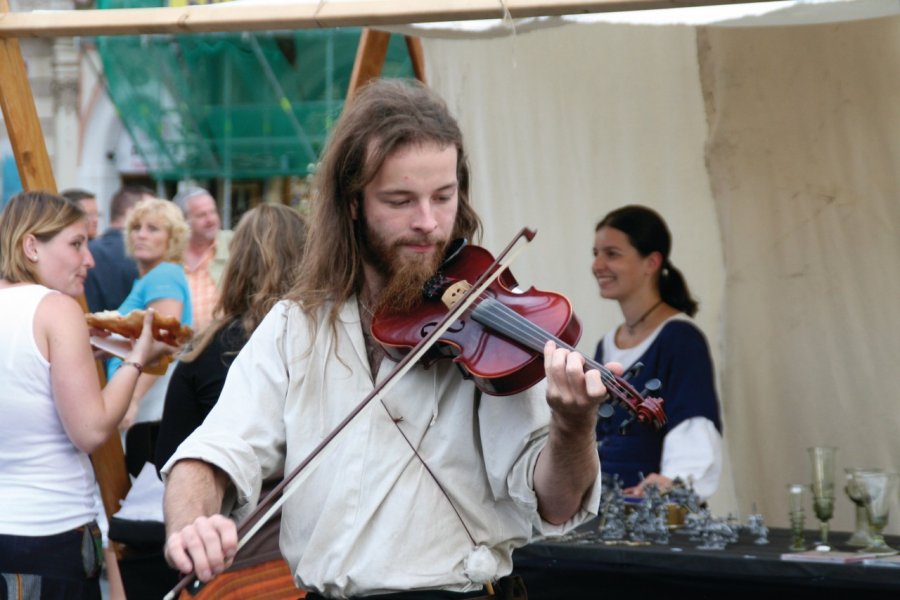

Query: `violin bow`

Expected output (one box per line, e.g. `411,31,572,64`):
164,228,537,600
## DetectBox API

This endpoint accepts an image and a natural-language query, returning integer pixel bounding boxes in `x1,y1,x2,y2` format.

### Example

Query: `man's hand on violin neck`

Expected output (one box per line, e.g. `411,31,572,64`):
536,342,604,524
543,341,607,428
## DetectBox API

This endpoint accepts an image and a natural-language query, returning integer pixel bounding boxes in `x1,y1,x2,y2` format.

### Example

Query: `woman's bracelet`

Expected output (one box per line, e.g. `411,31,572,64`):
122,361,143,375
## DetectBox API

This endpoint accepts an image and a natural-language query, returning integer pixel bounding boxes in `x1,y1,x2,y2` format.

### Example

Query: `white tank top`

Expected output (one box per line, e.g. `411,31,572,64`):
0,284,97,535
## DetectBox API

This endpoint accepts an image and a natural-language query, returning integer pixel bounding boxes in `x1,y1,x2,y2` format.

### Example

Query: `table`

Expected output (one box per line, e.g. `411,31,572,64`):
512,520,900,599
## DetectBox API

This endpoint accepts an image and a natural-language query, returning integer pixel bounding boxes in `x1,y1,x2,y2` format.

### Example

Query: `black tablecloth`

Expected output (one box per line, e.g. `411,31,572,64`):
512,520,900,599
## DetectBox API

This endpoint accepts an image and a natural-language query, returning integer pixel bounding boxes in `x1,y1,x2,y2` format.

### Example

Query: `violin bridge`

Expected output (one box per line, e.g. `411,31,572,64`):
441,280,472,309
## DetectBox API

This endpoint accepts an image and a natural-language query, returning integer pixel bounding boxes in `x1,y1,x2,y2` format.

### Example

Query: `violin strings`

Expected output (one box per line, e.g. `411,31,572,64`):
468,297,633,400
475,300,632,401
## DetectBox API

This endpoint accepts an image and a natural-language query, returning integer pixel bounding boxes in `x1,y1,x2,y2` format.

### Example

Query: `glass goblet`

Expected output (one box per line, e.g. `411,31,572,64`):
852,470,899,554
844,468,877,548
811,494,835,548
808,446,838,549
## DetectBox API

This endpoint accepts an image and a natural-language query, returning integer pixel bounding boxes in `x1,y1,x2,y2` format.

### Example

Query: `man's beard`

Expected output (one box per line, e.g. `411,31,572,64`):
360,217,448,316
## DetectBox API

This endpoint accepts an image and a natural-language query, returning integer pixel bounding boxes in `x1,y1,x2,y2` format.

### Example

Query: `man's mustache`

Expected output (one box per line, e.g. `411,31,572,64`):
393,236,443,247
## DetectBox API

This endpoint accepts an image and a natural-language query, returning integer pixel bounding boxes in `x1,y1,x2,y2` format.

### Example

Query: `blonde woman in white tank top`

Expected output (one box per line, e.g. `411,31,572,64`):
0,191,174,599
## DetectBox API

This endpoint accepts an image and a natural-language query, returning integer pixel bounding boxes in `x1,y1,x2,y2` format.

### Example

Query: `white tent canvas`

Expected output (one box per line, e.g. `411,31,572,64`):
10,0,899,533
384,2,900,532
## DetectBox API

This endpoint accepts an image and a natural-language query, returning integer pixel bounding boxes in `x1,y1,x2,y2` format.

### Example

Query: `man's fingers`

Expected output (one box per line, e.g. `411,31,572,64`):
180,525,214,581
164,532,195,575
197,528,228,580
584,368,605,399
164,516,237,582
207,514,239,566
545,342,606,405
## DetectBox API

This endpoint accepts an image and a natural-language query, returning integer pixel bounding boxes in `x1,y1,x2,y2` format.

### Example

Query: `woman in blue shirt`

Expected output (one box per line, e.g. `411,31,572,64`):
109,197,192,429
592,205,722,500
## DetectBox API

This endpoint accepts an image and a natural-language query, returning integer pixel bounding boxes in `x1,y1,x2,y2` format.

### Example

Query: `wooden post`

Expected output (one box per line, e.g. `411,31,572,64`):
0,0,55,192
347,29,427,100
347,28,392,99
405,36,427,84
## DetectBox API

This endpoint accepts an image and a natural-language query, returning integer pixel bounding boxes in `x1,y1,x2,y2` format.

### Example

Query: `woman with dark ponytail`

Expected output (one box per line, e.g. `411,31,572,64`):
592,205,722,499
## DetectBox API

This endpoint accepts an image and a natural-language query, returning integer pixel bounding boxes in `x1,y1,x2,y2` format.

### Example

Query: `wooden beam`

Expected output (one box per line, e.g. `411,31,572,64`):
347,29,391,100
347,29,427,100
0,0,781,38
91,434,131,537
0,0,54,191
405,36,427,85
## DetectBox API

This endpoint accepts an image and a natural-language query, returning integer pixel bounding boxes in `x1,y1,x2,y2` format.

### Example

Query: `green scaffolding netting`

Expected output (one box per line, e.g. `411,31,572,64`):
96,0,415,180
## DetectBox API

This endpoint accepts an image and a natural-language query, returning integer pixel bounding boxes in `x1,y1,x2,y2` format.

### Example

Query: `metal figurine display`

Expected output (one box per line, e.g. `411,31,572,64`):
746,510,770,545
596,476,752,551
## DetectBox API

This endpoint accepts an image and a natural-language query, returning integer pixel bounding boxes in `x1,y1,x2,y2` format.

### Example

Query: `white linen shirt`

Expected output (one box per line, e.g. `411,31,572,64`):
164,298,602,597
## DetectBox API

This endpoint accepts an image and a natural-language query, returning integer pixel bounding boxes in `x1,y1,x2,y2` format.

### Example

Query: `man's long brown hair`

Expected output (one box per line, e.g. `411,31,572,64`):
288,78,482,325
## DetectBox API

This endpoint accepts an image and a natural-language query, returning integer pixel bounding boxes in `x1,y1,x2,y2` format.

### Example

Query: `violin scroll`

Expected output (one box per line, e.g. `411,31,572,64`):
597,371,666,430
635,394,666,429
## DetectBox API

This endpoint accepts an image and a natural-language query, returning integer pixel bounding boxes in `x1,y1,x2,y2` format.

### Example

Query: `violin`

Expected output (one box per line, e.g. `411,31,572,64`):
372,239,666,429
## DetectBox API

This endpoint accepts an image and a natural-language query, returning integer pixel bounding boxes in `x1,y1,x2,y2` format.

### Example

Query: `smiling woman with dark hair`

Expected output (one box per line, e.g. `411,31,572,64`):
591,204,723,500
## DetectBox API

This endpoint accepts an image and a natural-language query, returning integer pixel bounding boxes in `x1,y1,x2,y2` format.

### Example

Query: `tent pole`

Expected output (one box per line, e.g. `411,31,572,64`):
347,28,391,99
405,36,427,84
348,29,427,100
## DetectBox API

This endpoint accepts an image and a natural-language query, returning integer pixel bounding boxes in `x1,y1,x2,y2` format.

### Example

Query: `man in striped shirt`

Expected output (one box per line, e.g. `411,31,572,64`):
174,187,232,332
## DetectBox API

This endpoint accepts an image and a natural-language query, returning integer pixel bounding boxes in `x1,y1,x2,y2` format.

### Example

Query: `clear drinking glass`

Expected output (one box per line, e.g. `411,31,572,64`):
844,468,878,548
851,470,899,554
787,483,806,551
808,447,838,549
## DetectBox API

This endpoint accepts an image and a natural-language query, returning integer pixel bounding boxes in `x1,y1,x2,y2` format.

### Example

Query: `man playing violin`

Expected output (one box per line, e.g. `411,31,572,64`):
161,79,614,599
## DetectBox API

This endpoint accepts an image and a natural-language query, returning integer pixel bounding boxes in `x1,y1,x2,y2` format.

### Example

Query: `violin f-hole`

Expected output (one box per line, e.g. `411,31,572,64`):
421,320,466,338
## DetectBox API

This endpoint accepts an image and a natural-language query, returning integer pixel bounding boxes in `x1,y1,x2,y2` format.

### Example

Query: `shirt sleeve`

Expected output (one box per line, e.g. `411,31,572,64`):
160,303,292,515
141,262,193,326
479,381,603,537
660,416,722,499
